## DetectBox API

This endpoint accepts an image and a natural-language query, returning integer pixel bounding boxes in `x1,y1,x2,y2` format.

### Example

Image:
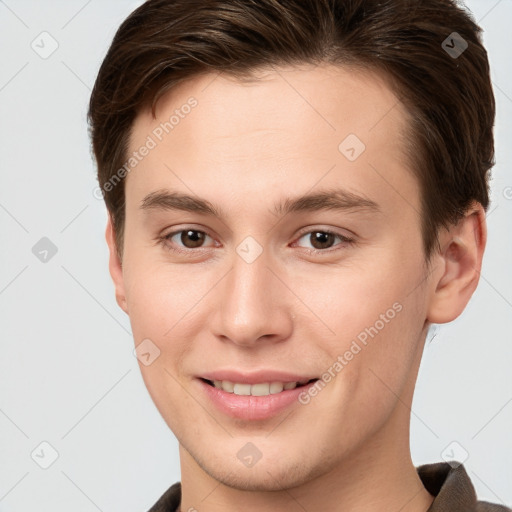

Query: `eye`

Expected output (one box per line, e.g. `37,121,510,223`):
294,229,354,253
160,228,216,253
158,227,355,255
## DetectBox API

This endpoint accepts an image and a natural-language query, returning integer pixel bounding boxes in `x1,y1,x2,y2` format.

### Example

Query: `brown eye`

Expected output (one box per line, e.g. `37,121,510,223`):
179,230,206,248
309,231,336,250
163,229,214,252
295,229,354,253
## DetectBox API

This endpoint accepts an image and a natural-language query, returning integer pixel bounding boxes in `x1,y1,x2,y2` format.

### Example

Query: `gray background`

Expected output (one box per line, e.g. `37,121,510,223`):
0,0,511,510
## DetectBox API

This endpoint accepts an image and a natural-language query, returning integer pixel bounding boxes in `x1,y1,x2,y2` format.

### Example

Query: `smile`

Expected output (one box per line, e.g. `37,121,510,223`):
198,375,320,420
203,378,317,396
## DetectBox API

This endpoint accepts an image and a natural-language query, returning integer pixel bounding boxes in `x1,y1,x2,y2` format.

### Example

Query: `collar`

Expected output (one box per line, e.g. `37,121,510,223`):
417,462,477,511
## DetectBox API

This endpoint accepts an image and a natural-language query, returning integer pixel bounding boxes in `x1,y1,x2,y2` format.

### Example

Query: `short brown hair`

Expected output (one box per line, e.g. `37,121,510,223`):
88,0,495,262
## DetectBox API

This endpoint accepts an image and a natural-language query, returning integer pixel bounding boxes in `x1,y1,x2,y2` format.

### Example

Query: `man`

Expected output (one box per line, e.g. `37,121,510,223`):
88,0,510,510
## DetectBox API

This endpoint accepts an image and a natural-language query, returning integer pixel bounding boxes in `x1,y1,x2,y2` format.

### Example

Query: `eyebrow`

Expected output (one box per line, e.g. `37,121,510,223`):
140,188,380,218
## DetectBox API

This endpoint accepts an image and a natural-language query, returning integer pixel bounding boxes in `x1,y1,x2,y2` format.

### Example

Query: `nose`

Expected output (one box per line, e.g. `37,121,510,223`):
211,242,294,348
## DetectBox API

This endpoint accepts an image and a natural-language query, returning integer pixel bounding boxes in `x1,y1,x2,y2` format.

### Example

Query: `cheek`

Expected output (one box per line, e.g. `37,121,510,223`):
122,257,192,388
123,249,205,339
124,262,197,431
306,248,427,404
297,249,423,347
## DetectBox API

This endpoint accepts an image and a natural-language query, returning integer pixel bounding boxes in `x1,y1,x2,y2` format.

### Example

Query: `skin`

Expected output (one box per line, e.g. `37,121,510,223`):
105,63,486,512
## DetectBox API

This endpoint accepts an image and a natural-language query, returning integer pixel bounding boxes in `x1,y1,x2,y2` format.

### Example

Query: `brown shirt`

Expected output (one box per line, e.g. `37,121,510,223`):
147,462,511,511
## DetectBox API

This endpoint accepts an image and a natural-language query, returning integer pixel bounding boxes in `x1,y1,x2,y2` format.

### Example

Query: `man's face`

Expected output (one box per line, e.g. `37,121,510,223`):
115,64,435,490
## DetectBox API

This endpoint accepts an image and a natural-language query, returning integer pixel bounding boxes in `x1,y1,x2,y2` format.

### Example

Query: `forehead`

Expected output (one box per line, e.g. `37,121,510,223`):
133,63,408,149
126,63,417,220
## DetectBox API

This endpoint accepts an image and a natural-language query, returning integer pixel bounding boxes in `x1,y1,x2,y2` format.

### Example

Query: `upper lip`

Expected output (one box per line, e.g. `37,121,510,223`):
199,370,318,384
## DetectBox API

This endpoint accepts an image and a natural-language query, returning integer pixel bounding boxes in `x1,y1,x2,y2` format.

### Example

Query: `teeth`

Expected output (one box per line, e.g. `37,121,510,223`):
233,383,251,395
211,380,308,396
270,382,284,394
251,383,270,396
221,380,235,393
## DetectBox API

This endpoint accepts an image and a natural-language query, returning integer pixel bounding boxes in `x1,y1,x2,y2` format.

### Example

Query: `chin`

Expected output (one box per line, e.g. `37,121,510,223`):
208,464,314,492
189,443,327,492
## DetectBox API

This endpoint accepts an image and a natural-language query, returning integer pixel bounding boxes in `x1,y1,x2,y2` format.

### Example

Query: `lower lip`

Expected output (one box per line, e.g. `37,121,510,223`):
198,379,317,421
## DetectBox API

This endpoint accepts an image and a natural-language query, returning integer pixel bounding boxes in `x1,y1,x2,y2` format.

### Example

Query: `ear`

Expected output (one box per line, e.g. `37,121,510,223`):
426,202,487,324
105,214,129,314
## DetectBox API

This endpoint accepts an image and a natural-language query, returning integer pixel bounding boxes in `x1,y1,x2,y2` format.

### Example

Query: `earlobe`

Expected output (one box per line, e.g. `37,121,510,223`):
105,215,129,314
426,204,487,324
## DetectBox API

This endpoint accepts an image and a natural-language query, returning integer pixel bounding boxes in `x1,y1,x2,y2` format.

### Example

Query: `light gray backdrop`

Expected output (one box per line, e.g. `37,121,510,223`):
1,0,511,510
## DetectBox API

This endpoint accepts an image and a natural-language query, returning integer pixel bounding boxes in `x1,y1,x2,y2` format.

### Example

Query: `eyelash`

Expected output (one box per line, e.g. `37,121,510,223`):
158,227,355,256
292,228,355,254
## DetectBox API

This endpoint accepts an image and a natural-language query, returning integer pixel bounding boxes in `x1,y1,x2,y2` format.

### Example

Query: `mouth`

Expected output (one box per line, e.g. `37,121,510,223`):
198,376,320,420
197,370,321,420
200,377,319,396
